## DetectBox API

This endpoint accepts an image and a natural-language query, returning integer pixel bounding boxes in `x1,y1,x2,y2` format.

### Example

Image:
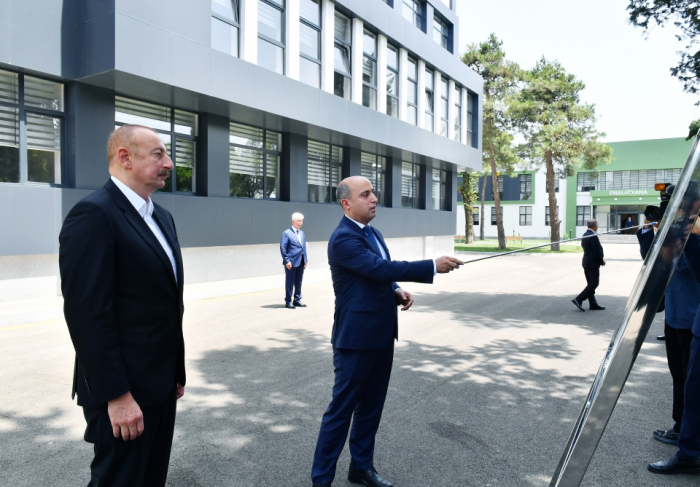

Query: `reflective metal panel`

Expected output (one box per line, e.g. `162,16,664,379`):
550,133,700,487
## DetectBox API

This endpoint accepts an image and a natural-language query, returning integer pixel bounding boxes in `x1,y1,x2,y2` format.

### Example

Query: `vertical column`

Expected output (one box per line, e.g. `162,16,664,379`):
447,79,456,140
197,113,231,198
450,19,458,55
389,157,402,208
398,48,408,122
240,0,259,64
447,168,457,212
342,146,362,179
377,35,388,115
282,132,309,202
321,0,335,93
392,0,402,13
419,161,430,209
416,59,426,129
351,18,364,105
423,2,433,34
460,88,467,145
287,0,301,80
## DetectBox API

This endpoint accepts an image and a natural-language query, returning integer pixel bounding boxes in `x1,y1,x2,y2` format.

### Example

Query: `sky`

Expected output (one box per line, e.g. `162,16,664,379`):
456,0,700,142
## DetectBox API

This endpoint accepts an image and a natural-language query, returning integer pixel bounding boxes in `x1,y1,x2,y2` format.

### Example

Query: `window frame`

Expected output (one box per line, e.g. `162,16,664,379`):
519,173,532,200
403,0,422,29
453,84,462,142
362,29,378,110
386,43,399,118
228,122,281,199
212,0,241,57
490,206,498,225
401,160,421,208
424,67,435,132
439,76,448,137
307,140,343,203
406,56,418,125
519,206,532,226
472,207,479,225
360,152,387,206
576,206,592,226
546,177,560,193
431,168,447,210
0,70,65,186
467,92,474,146
333,11,352,100
299,0,321,88
432,14,448,50
257,0,286,75
545,206,559,226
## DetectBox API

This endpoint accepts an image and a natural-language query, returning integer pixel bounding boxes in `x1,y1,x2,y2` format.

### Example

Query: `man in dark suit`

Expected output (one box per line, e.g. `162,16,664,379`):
572,219,606,311
311,176,463,487
59,124,186,487
280,212,309,309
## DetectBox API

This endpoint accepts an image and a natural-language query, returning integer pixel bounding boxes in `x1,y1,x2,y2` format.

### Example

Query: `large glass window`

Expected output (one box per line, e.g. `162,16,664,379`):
386,44,399,118
519,174,532,200
0,70,64,185
453,85,462,142
401,161,421,208
403,0,422,29
308,140,342,203
467,92,474,146
577,206,592,226
439,77,448,137
545,206,559,226
229,122,280,198
362,30,377,110
431,168,446,210
115,97,198,194
406,57,418,125
212,0,240,57
299,0,321,88
334,12,352,100
577,169,683,192
424,67,434,132
360,152,386,206
490,206,498,225
258,0,285,74
472,207,479,225
433,15,448,50
519,206,532,226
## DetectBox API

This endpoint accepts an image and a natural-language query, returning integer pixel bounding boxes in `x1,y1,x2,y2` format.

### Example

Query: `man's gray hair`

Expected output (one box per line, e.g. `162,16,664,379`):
292,212,304,221
336,181,351,206
587,219,598,229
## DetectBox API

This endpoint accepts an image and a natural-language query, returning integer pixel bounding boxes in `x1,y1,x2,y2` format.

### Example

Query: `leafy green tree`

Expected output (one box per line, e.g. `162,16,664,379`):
511,58,613,251
462,34,521,249
457,171,479,243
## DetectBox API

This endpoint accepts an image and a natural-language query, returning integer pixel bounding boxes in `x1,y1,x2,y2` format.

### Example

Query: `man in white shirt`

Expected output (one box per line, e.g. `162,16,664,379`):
59,124,186,486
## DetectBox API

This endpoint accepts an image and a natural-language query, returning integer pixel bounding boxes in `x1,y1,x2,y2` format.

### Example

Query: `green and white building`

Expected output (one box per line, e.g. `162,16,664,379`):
457,137,695,239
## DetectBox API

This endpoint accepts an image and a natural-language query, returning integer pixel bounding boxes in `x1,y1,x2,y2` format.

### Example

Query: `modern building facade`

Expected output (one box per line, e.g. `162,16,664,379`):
456,137,694,240
0,0,483,300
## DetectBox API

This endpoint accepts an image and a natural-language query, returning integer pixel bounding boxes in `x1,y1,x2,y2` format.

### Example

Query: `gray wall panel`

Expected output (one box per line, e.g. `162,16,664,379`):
172,35,211,95
115,0,172,32
77,12,116,78
319,93,349,136
253,69,293,120
289,82,322,128
211,51,256,106
0,0,10,64
199,113,231,198
8,0,63,76
115,13,172,85
172,0,210,46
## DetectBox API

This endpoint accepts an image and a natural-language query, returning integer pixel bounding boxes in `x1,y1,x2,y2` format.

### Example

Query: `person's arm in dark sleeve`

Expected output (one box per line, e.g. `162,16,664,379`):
637,228,654,259
684,233,700,283
59,202,130,404
595,236,605,265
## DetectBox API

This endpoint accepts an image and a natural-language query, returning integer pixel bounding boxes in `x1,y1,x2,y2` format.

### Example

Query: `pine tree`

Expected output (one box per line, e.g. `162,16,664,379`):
457,171,479,243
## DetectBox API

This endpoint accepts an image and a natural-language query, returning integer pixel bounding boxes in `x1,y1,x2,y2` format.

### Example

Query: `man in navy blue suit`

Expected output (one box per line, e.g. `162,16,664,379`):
572,219,606,312
281,212,309,309
311,176,463,487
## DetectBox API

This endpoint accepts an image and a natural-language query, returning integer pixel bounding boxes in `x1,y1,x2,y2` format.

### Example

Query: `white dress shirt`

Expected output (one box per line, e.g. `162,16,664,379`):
111,176,178,282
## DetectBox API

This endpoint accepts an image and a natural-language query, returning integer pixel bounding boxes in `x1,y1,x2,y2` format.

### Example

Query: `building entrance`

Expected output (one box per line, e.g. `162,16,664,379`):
605,205,644,234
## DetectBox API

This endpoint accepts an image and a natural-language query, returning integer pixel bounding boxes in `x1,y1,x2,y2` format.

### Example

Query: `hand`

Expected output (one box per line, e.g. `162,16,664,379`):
395,289,414,310
108,391,144,441
693,217,700,236
176,383,185,400
285,262,292,270
601,261,606,266
304,263,308,269
435,256,464,274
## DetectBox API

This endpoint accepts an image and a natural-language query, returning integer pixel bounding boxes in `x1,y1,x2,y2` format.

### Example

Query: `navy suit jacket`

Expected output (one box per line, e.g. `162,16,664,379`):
59,179,186,408
328,216,435,350
280,227,308,267
581,229,605,268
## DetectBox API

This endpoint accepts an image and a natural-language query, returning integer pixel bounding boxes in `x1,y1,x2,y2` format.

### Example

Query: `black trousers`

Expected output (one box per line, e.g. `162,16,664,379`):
575,267,600,305
82,391,177,487
665,322,693,432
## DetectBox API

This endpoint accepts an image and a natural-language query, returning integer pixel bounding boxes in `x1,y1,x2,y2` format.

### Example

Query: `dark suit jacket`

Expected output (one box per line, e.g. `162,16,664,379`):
581,229,605,268
59,179,185,408
280,227,308,267
328,216,434,350
636,227,655,260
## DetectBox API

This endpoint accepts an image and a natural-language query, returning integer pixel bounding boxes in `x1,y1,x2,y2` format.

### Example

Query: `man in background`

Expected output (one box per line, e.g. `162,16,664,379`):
572,219,606,312
280,212,308,309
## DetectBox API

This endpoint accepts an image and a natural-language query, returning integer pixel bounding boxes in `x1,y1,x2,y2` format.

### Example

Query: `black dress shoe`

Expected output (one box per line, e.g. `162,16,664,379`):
657,334,666,341
293,301,307,307
348,465,393,487
653,428,680,445
648,453,700,474
589,303,606,310
285,303,295,309
571,299,585,312
312,484,331,487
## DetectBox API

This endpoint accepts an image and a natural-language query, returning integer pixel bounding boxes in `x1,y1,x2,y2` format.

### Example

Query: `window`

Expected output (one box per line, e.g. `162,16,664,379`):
401,161,421,208
546,177,560,193
0,70,64,185
577,206,592,226
431,168,447,210
424,67,434,132
228,123,280,198
439,77,448,137
467,92,474,146
576,173,597,192
406,57,418,125
308,140,342,203
519,206,532,226
519,174,532,200
493,175,503,200
490,206,498,225
258,0,285,74
115,96,198,194
386,44,399,118
590,169,683,191
472,207,479,225
360,152,386,206
299,0,321,88
212,0,240,57
545,206,559,226
453,85,462,142
433,15,448,50
334,12,352,100
362,30,377,110
403,0,422,29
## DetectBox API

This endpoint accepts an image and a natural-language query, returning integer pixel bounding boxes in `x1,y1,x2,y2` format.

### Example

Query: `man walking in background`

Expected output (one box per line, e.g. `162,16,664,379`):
572,219,606,312
281,212,308,309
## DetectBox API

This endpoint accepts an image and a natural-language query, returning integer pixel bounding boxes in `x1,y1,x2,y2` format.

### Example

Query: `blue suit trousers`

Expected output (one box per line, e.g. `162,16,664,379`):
284,261,305,304
311,343,394,484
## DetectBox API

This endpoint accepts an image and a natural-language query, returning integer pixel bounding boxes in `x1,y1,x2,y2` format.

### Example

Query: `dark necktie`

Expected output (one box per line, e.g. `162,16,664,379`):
363,226,383,258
